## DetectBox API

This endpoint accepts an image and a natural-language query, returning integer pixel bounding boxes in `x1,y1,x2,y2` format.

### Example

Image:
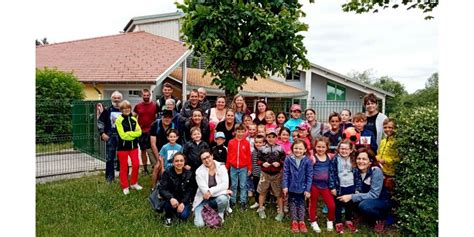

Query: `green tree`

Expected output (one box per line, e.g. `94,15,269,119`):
373,76,408,115
347,69,376,85
176,0,311,100
341,0,438,20
400,72,438,108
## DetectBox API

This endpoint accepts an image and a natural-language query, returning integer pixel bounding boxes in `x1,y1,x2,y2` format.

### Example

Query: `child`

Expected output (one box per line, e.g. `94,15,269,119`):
159,129,183,172
211,131,228,165
226,124,252,210
377,118,400,192
249,135,265,209
282,140,313,233
256,128,286,221
329,140,358,233
309,137,335,233
115,100,143,195
256,124,266,137
183,127,210,172
340,109,353,132
297,122,313,159
292,130,299,142
277,127,292,155
247,123,257,152
243,114,254,129
353,112,378,155
264,110,277,130
284,104,303,142
276,112,288,128
324,112,343,156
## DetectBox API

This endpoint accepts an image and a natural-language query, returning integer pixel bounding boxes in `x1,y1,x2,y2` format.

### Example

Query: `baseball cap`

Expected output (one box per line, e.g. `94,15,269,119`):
290,104,302,112
266,128,277,136
214,131,225,140
162,109,173,118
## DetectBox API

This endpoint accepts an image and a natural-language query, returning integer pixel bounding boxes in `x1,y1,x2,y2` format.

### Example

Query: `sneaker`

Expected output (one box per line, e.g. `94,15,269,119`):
240,203,248,211
322,204,328,214
123,188,130,195
310,221,321,233
257,207,266,219
250,202,260,209
283,204,289,213
275,212,284,222
374,220,385,233
299,221,308,233
227,206,233,214
327,221,334,232
335,223,344,233
164,218,172,227
131,184,143,190
291,221,299,233
345,221,358,233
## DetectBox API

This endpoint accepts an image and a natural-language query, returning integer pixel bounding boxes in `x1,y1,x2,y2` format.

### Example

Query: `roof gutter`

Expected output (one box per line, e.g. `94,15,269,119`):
154,49,193,86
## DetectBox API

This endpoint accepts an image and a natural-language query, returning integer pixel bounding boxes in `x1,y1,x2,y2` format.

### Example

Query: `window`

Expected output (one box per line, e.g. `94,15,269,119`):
326,82,346,101
128,90,141,97
285,68,300,81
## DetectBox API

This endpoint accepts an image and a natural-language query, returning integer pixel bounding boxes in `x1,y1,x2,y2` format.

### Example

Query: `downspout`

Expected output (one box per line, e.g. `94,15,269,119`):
93,82,102,100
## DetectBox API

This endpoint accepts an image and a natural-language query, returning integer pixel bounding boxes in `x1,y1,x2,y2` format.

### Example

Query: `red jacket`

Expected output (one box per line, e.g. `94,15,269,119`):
226,138,252,171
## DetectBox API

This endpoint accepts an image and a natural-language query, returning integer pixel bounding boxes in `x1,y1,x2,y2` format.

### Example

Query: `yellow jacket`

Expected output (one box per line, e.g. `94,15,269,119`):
377,136,400,177
115,114,142,151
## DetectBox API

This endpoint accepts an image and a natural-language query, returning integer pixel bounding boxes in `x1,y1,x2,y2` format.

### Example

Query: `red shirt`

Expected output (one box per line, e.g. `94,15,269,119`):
133,101,157,133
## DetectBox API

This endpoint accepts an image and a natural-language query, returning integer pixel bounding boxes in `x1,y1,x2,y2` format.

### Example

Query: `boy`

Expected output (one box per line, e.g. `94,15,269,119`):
324,112,343,155
353,112,378,154
284,104,303,142
247,123,257,152
183,127,209,172
256,124,266,137
211,131,228,165
226,124,252,211
151,129,182,189
249,135,265,209
256,128,286,221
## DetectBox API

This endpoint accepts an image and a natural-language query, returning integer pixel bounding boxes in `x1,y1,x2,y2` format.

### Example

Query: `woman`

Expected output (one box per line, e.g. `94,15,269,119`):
305,108,329,141
159,152,196,226
184,109,211,143
115,100,143,195
215,109,236,147
231,94,251,124
337,148,392,233
252,100,269,126
209,96,227,126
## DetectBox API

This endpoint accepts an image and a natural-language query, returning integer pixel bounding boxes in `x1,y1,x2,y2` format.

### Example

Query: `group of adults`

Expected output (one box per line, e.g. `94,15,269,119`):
98,82,391,229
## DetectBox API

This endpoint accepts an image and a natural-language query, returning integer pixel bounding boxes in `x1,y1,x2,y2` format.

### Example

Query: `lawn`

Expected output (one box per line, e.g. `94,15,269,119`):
36,142,73,154
36,174,399,236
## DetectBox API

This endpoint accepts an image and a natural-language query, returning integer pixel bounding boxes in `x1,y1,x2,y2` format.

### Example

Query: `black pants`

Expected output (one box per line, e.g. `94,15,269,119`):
335,185,356,223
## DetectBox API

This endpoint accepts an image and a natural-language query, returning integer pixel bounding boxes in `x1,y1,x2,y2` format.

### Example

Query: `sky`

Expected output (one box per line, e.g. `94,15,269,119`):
33,0,438,93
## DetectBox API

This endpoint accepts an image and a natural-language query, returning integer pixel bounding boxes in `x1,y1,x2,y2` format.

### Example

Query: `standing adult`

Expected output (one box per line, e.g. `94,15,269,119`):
363,93,387,147
284,104,304,142
193,150,231,227
209,96,227,126
133,89,157,175
157,82,182,116
179,89,201,135
97,90,123,183
304,108,329,141
198,87,211,117
231,94,251,124
159,152,196,226
252,100,269,126
215,109,237,147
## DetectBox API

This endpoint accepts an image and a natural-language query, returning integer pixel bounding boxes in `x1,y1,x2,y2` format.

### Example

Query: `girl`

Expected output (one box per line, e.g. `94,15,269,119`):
329,140,358,233
377,118,400,191
277,127,292,155
282,140,313,233
308,137,335,233
243,114,254,129
264,110,277,130
276,112,288,128
340,109,353,132
296,122,313,160
115,100,143,195
324,112,343,157
232,94,251,124
291,130,299,143
252,100,269,125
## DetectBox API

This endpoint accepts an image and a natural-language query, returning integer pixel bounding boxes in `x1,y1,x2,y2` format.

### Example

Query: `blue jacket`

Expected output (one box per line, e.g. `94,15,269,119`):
357,129,378,155
352,166,390,202
328,154,362,196
282,155,313,194
284,118,303,142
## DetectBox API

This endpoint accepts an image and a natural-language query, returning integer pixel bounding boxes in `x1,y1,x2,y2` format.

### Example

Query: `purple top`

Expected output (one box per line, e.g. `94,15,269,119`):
312,155,330,189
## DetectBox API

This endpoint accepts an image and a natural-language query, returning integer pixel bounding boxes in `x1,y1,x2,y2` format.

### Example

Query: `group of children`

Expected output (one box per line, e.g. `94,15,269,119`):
151,105,399,234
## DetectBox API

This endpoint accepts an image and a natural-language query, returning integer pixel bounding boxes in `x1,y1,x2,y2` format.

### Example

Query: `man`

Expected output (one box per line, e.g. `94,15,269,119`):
97,91,123,183
178,89,201,131
133,89,157,175
157,82,182,116
198,87,211,117
363,93,387,147
150,109,178,188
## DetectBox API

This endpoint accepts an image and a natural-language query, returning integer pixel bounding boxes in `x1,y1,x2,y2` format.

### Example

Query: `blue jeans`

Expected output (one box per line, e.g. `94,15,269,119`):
194,195,229,227
230,167,248,204
358,199,392,221
164,200,191,220
105,133,118,182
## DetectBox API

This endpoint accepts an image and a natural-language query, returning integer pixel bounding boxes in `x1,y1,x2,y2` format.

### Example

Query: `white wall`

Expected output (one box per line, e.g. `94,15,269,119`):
135,20,180,41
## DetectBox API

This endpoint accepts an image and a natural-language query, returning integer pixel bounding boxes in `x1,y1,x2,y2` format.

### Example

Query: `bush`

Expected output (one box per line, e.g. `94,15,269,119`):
36,67,84,143
394,104,438,235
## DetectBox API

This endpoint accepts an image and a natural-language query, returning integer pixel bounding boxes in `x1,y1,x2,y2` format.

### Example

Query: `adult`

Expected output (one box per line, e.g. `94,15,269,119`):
198,87,211,117
209,96,227,126
337,148,392,233
158,152,196,226
184,109,211,143
133,89,157,175
304,108,330,141
284,104,303,142
179,89,201,134
193,150,231,227
150,110,178,188
97,90,123,183
363,93,387,147
231,94,251,124
215,109,237,147
252,100,269,126
157,82,182,116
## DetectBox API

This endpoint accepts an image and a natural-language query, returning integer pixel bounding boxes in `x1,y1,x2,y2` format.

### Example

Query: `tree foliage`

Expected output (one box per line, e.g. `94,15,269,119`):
400,72,438,109
176,0,311,99
36,38,49,46
36,67,85,143
341,0,438,20
373,76,408,116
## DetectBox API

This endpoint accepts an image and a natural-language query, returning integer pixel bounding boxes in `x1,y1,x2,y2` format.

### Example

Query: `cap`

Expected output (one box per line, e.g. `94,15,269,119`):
290,104,302,112
266,128,277,136
214,131,225,140
297,122,310,130
162,109,173,117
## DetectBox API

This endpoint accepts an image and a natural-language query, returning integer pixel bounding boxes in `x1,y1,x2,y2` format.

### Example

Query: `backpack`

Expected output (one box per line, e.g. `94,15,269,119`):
148,184,165,213
201,204,222,229
155,119,175,134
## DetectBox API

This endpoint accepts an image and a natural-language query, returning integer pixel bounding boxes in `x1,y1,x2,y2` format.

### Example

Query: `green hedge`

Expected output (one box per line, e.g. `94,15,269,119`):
394,104,438,235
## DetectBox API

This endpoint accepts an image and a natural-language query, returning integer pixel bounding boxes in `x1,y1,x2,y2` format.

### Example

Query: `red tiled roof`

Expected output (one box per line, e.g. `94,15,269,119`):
36,31,188,83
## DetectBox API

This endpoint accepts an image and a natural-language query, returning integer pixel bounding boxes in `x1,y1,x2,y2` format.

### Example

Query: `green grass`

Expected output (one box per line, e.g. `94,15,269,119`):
36,142,73,153
36,174,399,236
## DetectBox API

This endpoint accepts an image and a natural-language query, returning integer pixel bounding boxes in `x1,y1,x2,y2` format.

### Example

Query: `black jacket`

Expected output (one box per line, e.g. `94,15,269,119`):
158,168,195,205
183,140,209,172
211,143,228,164
97,106,121,136
157,96,182,116
115,114,142,151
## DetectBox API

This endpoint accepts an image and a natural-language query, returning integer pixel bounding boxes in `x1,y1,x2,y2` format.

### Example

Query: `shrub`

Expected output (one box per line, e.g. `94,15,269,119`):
394,104,438,235
36,67,84,143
